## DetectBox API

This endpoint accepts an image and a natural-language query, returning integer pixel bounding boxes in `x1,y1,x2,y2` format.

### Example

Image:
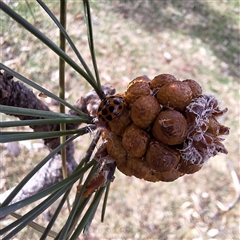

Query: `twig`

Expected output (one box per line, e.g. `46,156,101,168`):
0,153,76,204
0,70,115,207
0,71,78,204
214,159,240,217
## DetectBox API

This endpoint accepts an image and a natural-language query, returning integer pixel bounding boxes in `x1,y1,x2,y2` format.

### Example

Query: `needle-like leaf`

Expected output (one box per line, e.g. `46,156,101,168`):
0,125,95,143
0,159,96,218
0,130,91,208
83,0,102,96
69,186,106,240
0,2,100,93
9,212,57,238
36,0,96,81
0,64,90,119
0,118,82,128
40,189,71,240
0,105,85,120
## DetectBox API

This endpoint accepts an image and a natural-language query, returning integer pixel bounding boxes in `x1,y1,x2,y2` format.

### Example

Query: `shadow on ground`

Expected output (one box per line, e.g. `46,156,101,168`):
110,0,239,79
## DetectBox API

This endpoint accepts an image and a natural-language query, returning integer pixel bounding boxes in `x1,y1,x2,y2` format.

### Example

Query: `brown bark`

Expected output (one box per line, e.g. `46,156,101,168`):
0,70,116,205
0,71,77,204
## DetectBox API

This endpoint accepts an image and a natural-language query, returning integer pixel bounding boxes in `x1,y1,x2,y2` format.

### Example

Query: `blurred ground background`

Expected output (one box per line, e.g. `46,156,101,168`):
1,1,240,239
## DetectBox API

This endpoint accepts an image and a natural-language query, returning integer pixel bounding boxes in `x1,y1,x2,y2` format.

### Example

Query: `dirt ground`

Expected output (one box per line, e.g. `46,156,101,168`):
1,1,239,239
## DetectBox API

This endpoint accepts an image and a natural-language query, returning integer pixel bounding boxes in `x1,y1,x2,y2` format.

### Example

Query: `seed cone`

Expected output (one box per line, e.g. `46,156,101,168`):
122,124,150,157
108,106,132,136
130,95,161,129
97,74,229,182
156,81,193,111
150,74,177,91
152,109,188,145
124,75,151,105
182,79,202,98
153,169,184,182
146,140,180,172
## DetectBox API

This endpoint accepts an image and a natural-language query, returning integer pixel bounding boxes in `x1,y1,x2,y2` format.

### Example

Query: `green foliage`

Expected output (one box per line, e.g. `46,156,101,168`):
0,1,108,239
1,1,239,239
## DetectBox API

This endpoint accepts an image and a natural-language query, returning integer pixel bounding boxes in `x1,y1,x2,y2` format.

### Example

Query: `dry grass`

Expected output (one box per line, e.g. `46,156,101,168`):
1,1,239,239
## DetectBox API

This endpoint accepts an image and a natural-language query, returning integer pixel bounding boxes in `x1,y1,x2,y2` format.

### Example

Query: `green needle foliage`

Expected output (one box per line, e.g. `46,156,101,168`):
0,1,111,239
0,3,100,95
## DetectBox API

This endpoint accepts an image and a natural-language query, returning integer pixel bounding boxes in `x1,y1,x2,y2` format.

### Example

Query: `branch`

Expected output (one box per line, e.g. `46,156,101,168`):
0,70,77,204
215,160,240,214
0,151,76,204
0,70,116,206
